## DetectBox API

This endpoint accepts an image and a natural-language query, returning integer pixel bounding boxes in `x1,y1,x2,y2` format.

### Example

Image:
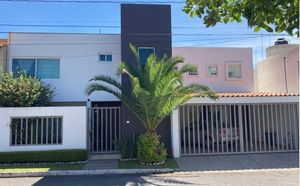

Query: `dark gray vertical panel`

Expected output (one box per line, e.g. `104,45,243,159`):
187,105,191,154
91,108,95,152
274,104,280,150
244,105,248,152
201,105,205,153
279,104,284,150
96,108,99,152
225,105,228,153
182,106,186,154
110,108,113,151
233,105,237,152
210,105,214,153
220,105,224,153
121,4,172,154
25,118,28,145
192,105,196,154
270,105,275,151
229,105,233,152
262,105,266,151
287,104,294,150
196,105,200,153
206,105,209,153
101,109,104,152
216,105,219,153
253,105,257,151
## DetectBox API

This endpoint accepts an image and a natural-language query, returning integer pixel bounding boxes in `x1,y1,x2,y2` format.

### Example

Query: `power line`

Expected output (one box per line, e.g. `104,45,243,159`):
5,35,267,48
0,23,252,30
7,36,266,46
0,0,185,3
0,31,290,36
0,23,207,29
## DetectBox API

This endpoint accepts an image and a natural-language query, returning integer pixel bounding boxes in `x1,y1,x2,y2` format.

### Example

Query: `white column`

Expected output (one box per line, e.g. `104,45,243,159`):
171,108,180,158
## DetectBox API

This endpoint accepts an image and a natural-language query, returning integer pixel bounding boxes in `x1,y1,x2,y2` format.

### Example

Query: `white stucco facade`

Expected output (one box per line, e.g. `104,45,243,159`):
173,47,254,92
8,33,121,103
0,106,87,152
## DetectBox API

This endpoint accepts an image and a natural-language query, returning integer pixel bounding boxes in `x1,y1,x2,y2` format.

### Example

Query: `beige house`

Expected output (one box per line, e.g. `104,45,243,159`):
0,39,7,72
255,44,299,94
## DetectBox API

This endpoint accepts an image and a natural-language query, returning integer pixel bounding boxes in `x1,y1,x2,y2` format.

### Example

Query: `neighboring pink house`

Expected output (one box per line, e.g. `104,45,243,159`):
173,47,254,93
255,44,299,94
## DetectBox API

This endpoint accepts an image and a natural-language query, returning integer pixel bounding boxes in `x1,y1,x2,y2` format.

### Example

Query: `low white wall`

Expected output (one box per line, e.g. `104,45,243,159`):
0,106,87,152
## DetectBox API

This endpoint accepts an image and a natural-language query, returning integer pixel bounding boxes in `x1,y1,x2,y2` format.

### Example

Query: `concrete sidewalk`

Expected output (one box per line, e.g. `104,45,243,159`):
176,152,299,171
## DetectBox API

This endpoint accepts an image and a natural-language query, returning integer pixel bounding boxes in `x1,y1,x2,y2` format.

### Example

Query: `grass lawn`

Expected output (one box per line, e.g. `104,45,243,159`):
118,158,178,169
0,162,86,172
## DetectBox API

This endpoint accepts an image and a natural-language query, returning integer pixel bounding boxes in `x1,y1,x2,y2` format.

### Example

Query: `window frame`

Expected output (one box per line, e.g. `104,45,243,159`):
206,64,219,77
12,57,60,80
226,62,243,80
187,64,199,76
99,53,113,62
138,47,155,65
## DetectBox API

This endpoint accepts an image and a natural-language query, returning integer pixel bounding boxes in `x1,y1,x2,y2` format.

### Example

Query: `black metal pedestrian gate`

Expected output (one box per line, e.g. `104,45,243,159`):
88,107,121,153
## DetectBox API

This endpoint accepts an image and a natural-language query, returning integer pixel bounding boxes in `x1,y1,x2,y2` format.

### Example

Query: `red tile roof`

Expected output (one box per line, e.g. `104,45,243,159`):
216,92,299,97
0,39,7,46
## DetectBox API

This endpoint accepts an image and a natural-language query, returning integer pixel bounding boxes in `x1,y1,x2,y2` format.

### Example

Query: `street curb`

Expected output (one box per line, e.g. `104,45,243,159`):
167,168,299,175
0,168,178,178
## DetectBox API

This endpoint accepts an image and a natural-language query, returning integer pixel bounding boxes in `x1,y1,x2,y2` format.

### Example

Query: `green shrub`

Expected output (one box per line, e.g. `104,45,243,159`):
0,149,88,163
137,132,167,164
0,71,54,107
115,134,137,159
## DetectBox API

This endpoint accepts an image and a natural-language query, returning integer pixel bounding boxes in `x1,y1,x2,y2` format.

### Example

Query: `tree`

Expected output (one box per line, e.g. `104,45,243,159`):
86,44,216,132
0,71,54,107
86,44,216,163
183,0,299,36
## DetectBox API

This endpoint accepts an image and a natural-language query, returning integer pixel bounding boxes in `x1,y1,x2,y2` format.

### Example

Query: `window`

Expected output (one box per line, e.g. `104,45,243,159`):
207,65,218,77
12,58,60,79
227,63,242,79
188,64,198,75
138,47,155,65
99,54,112,62
10,117,63,146
188,69,198,75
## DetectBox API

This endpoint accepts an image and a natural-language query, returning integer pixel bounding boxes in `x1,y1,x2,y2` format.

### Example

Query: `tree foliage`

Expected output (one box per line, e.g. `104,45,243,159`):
0,71,54,107
86,44,217,131
183,0,299,36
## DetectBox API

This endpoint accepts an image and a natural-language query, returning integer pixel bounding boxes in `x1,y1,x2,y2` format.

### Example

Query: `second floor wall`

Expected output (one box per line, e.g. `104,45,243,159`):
8,33,121,103
173,47,254,92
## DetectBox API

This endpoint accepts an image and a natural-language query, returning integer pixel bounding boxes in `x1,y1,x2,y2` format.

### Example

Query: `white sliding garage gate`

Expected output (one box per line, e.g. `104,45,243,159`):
179,103,299,156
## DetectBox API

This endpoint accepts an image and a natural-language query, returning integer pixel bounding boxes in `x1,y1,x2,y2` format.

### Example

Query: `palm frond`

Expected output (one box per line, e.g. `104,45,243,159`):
86,44,216,131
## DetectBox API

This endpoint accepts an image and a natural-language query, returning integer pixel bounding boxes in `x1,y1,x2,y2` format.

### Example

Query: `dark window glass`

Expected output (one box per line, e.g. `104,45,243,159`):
99,54,106,61
106,54,112,62
138,48,155,65
12,59,36,77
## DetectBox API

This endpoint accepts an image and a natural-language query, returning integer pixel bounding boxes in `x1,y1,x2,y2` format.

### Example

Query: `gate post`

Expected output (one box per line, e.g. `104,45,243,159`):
171,108,180,158
86,99,92,152
238,105,244,152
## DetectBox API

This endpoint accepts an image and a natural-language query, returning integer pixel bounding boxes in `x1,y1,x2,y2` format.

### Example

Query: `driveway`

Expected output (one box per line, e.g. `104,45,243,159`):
176,152,299,171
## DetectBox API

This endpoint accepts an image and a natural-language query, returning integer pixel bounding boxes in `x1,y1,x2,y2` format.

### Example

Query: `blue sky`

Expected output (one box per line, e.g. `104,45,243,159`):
0,0,299,66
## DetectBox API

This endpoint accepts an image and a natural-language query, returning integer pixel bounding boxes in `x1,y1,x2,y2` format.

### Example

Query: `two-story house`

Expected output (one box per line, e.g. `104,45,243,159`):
3,4,298,158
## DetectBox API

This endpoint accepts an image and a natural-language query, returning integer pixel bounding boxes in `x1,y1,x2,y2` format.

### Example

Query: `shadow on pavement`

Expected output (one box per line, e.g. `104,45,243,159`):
32,174,194,186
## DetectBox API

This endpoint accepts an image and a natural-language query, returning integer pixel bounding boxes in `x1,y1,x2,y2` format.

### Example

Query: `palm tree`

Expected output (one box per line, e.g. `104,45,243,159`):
86,44,217,133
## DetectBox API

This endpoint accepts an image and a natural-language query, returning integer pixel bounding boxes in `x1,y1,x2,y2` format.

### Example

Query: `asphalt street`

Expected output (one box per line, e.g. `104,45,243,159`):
0,169,298,186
